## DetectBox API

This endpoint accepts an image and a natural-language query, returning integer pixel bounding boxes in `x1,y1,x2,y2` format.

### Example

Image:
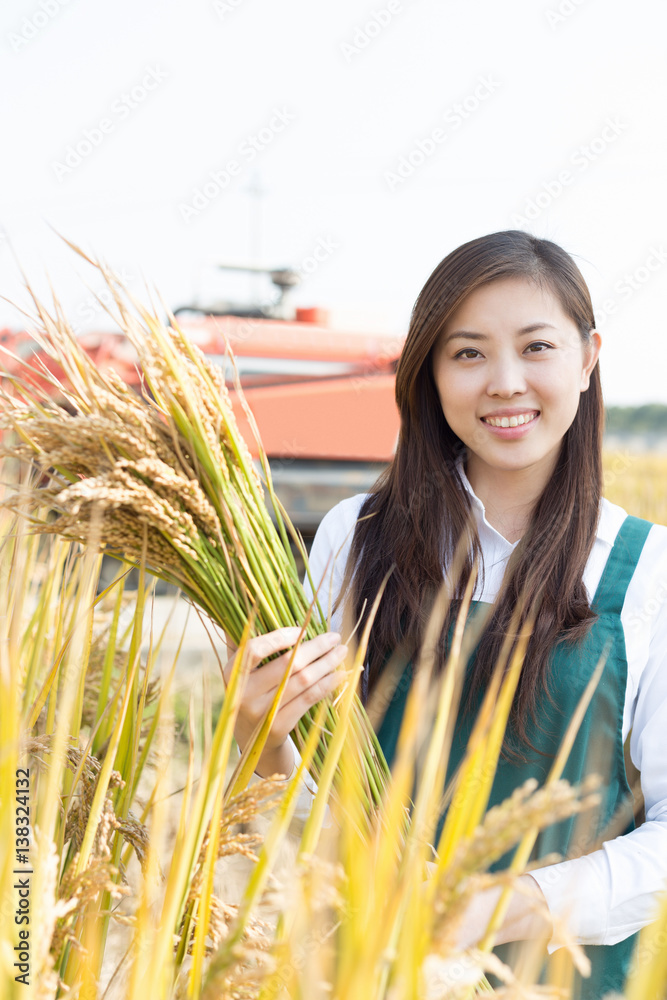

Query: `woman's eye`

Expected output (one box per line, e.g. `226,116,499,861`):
525,341,552,353
454,348,481,359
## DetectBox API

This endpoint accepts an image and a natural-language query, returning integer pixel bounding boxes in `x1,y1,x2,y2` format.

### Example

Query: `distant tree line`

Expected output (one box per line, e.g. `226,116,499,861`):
605,405,667,435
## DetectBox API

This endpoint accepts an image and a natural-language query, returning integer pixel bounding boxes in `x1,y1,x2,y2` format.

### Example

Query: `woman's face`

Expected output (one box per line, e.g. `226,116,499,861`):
430,276,601,488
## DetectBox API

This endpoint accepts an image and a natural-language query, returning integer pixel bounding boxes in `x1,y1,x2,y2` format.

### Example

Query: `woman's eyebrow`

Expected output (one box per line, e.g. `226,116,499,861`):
442,322,557,345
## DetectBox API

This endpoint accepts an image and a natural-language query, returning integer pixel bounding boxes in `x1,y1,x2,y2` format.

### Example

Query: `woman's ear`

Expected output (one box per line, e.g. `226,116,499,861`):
581,329,602,391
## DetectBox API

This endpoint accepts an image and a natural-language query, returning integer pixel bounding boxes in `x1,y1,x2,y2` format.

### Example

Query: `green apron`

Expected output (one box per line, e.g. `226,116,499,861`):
376,515,652,1000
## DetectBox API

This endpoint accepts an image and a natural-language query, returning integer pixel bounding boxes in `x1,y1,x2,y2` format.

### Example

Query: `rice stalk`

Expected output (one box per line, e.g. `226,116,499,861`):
0,501,650,1000
4,259,667,999
0,240,391,818
475,648,609,959
625,888,667,1000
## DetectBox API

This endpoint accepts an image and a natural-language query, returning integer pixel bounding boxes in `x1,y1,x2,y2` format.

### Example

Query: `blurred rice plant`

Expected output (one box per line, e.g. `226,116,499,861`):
1,249,665,999
8,461,660,1000
0,503,607,999
0,241,388,818
603,451,667,525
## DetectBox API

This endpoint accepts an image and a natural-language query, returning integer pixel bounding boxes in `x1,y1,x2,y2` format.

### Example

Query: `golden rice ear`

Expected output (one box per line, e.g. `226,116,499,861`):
1,243,393,832
5,246,663,1000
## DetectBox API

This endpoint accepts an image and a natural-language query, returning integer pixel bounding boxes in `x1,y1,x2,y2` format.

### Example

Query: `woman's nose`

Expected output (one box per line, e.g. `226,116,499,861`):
486,356,527,397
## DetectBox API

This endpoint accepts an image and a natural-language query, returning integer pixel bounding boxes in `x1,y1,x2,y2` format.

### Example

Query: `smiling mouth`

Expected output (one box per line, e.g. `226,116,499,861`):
481,412,539,428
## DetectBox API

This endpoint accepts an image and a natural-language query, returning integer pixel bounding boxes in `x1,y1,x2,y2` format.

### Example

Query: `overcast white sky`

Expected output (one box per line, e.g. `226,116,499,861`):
1,0,666,404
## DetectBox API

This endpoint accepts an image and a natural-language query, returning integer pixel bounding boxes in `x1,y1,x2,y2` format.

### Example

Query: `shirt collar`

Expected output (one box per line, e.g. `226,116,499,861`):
455,455,519,553
454,454,617,549
596,495,625,547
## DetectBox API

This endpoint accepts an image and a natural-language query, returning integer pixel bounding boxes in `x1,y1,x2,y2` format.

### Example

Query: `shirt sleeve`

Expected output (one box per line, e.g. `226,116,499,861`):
302,495,365,635
531,526,667,950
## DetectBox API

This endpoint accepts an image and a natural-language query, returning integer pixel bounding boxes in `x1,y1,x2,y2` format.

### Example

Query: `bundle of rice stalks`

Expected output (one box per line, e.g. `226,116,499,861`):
0,240,390,813
0,493,295,998
7,249,661,1000
3,470,653,1000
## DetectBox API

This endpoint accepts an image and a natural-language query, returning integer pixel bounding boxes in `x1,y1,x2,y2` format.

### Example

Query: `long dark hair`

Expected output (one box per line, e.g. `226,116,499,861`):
335,230,603,747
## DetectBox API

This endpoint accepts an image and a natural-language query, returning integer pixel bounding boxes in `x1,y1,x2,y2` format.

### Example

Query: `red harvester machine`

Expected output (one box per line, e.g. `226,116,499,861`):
1,262,405,550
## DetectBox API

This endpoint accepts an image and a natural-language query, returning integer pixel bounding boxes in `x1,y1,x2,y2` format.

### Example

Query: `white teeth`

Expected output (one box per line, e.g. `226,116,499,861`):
483,412,537,428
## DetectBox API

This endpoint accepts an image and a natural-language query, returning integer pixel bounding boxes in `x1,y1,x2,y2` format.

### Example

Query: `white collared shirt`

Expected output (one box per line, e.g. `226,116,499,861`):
302,472,667,950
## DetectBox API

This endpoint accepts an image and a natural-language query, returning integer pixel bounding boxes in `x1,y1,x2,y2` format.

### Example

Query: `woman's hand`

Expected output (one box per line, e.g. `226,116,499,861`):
224,626,348,780
454,874,552,950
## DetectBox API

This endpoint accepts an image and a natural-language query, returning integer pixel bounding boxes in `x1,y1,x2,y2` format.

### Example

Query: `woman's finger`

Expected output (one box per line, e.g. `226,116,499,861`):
237,634,346,697
236,644,348,730
273,663,347,735
244,627,305,666
224,629,342,685
288,632,344,672
223,626,302,683
283,643,348,699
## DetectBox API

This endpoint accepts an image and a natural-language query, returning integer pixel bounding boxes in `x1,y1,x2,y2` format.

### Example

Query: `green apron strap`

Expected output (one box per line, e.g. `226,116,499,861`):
591,515,653,616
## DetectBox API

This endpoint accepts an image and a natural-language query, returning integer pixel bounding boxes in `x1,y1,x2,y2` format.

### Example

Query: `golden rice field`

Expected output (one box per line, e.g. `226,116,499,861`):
603,451,667,525
1,253,666,1000
0,452,664,1000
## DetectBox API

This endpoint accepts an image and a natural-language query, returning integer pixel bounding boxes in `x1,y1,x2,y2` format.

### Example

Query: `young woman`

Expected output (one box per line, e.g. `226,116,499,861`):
225,230,667,999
